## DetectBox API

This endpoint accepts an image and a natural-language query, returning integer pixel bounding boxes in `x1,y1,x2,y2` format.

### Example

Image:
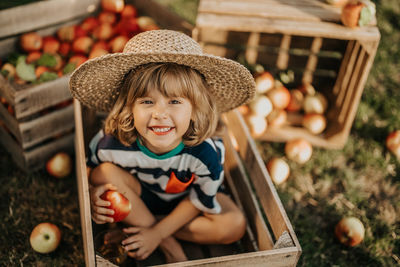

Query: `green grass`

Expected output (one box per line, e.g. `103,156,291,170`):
1,0,399,266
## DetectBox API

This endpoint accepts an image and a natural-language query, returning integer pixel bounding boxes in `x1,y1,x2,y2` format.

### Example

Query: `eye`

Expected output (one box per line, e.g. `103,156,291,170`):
138,99,153,104
170,99,181,104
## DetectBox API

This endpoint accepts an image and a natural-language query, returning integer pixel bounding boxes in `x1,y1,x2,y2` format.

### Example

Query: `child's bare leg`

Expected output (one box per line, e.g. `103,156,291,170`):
90,162,187,262
174,193,246,244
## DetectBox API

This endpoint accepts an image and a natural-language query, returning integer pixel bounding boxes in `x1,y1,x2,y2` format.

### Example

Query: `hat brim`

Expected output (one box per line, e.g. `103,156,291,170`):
69,52,255,113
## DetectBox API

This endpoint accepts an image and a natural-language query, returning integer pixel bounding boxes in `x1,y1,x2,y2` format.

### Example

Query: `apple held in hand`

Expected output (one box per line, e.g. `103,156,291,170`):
100,190,132,222
30,222,61,254
46,152,72,178
335,217,365,247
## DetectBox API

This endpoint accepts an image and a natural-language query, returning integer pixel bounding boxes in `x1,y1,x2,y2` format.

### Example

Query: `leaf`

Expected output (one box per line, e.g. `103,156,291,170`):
62,63,76,74
38,71,58,83
15,56,36,82
37,53,57,67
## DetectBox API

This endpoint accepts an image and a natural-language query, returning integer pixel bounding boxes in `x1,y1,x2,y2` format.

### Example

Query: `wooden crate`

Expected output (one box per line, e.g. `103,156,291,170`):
193,0,380,149
73,2,300,265
0,0,101,171
75,100,301,266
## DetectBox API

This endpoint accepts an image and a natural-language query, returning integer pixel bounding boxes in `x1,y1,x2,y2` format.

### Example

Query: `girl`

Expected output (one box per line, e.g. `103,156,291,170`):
69,30,255,263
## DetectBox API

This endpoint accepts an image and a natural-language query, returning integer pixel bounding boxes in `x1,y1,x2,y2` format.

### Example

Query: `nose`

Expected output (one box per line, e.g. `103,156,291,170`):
152,103,168,119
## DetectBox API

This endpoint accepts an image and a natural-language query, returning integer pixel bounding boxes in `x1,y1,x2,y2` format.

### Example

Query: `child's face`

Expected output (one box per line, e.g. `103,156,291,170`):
132,88,193,154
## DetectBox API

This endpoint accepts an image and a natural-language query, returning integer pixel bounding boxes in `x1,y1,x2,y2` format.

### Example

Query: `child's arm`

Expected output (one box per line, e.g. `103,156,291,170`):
89,183,118,224
122,197,200,259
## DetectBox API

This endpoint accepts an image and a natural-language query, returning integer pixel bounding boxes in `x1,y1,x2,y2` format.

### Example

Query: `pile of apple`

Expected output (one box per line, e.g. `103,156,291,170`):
0,0,158,85
240,71,329,137
325,0,376,28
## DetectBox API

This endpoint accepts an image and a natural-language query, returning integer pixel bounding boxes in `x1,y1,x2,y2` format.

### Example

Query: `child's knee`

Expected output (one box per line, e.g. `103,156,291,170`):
90,162,117,185
216,211,246,244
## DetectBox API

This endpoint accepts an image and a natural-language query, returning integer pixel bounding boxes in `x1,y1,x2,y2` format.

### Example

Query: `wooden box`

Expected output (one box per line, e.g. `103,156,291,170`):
73,1,300,266
0,0,101,171
193,0,380,149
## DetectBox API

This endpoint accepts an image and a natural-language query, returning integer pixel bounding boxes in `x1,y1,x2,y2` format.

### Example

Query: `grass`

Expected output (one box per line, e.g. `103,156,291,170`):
1,0,399,266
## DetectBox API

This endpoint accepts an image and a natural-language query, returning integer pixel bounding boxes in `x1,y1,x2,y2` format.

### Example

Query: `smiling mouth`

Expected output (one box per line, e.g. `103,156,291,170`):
149,126,174,135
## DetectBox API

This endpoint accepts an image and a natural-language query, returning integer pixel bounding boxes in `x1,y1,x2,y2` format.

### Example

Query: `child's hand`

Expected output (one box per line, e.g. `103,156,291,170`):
89,183,117,224
122,226,163,260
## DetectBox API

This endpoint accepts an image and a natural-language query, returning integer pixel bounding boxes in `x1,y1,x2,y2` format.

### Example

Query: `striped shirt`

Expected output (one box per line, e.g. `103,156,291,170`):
87,130,225,214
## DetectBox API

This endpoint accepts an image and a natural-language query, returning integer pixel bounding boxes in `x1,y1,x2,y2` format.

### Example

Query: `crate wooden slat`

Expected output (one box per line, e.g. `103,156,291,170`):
194,0,380,149
0,0,100,39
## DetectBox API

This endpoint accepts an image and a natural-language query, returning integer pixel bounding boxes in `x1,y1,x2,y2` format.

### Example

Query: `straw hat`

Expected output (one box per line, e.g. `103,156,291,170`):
69,30,255,113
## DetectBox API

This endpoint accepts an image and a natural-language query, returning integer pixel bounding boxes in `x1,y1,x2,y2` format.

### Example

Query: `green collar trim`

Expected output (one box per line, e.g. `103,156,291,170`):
136,139,184,159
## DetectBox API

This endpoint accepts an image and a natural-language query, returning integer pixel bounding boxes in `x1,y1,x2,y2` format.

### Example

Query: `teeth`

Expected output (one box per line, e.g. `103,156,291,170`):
152,127,171,133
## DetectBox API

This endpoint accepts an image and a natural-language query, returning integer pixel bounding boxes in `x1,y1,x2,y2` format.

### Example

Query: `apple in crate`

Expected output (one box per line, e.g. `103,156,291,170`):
30,222,61,253
101,0,125,13
335,217,365,247
20,32,43,52
100,190,132,222
46,152,72,178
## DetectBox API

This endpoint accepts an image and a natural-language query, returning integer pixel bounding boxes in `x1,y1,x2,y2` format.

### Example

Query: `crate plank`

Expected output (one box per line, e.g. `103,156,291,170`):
0,0,100,39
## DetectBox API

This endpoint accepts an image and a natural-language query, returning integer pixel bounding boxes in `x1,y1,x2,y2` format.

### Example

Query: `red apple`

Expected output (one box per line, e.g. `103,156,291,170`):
69,55,88,68
72,36,94,54
303,113,327,134
59,42,71,57
255,71,274,94
89,47,109,59
93,23,114,41
101,0,125,13
92,40,110,52
46,152,72,178
237,104,250,116
35,66,49,78
297,82,316,95
341,1,375,28
20,32,43,52
115,17,140,37
80,16,100,33
285,138,313,164
26,51,42,64
108,35,129,53
286,89,304,112
42,36,60,54
100,190,132,222
57,25,75,42
267,86,291,110
121,4,138,18
335,217,365,247
30,222,61,254
99,11,117,25
386,130,400,160
267,157,290,185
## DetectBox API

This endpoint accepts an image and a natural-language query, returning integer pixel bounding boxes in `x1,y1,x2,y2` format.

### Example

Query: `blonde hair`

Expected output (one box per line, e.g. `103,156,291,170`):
104,62,223,147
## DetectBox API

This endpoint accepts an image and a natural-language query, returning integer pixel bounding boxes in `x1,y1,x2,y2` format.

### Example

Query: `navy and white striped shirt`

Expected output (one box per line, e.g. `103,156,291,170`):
87,130,225,214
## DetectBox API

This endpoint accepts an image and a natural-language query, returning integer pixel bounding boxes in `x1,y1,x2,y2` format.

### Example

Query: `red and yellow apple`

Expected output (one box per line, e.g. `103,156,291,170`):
285,138,313,164
101,0,125,13
100,190,132,222
303,113,327,134
286,89,304,112
30,222,61,254
42,36,60,54
72,36,94,54
20,32,43,52
386,130,400,160
335,217,365,247
267,86,291,110
255,71,274,94
303,92,328,114
46,152,72,178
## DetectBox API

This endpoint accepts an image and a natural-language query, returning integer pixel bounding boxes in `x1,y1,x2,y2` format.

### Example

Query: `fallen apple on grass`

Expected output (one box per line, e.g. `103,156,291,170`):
266,157,290,185
30,222,61,254
100,190,132,222
285,138,313,164
386,130,400,160
335,216,365,247
46,152,72,178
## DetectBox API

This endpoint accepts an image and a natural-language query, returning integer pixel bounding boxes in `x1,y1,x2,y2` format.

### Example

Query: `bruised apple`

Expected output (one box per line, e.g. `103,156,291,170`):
46,152,72,178
335,217,365,247
30,222,61,254
100,190,132,222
